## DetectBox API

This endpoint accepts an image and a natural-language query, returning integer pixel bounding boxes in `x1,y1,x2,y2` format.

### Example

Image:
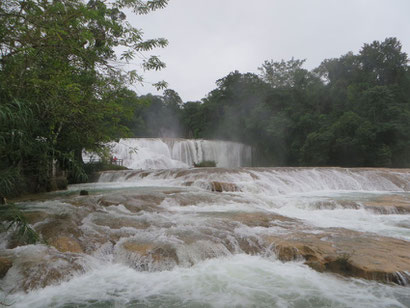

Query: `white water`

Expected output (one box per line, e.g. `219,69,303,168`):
1,166,410,307
6,255,409,308
97,167,410,241
98,138,252,169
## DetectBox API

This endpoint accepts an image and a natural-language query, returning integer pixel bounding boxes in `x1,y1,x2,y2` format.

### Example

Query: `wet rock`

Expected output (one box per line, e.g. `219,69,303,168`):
80,190,89,196
92,216,149,230
22,258,83,291
363,195,410,214
37,218,82,246
0,257,12,278
264,229,410,285
236,237,263,255
98,193,165,212
210,181,240,192
230,212,295,228
121,241,178,271
23,211,51,224
1,246,84,292
49,236,83,253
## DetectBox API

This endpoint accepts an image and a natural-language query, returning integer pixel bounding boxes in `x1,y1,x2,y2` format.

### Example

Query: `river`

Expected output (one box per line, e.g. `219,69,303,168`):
1,139,409,307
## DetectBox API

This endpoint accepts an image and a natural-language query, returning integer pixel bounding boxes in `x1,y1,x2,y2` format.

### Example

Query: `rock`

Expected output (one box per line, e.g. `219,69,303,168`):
121,242,178,271
49,236,83,253
80,190,89,195
24,211,50,224
21,255,84,291
210,181,240,192
230,212,296,228
0,246,84,292
264,229,410,285
363,195,410,214
0,257,12,278
122,242,178,263
98,192,165,210
36,218,83,250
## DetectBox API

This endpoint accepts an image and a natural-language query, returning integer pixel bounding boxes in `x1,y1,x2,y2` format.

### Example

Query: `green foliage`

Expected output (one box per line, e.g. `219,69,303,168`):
0,204,42,245
194,161,216,167
175,37,410,168
258,58,308,88
0,100,50,197
122,90,184,138
0,0,168,196
83,161,128,175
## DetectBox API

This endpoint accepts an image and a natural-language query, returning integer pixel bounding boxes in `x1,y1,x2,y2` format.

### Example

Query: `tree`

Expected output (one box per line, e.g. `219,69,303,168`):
0,0,169,195
258,58,310,88
359,37,408,86
183,38,410,168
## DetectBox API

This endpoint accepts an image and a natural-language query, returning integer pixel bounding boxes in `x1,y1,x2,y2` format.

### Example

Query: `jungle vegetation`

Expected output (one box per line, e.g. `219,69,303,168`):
0,0,168,197
1,1,409,199
125,37,410,168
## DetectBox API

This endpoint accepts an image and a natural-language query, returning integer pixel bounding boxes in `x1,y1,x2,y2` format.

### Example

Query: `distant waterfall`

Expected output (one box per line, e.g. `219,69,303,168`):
106,138,252,169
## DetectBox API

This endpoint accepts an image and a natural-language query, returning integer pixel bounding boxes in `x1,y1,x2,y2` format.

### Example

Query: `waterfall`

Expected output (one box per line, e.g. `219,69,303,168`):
106,138,252,169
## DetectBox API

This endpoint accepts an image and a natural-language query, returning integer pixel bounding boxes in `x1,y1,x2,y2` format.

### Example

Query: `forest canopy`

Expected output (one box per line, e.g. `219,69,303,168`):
129,38,410,168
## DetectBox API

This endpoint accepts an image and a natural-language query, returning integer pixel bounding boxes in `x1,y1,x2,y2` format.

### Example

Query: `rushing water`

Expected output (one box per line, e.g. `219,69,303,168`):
2,142,410,307
84,138,253,169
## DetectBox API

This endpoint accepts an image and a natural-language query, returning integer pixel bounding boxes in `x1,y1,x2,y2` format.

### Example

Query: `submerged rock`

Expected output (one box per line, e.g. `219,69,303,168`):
0,256,12,278
265,229,410,285
363,195,410,214
49,236,83,253
210,181,240,192
1,246,84,292
120,241,179,271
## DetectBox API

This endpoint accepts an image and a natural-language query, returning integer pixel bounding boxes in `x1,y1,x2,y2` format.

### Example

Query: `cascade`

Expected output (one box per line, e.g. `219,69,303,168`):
106,138,252,169
2,162,410,307
98,167,410,194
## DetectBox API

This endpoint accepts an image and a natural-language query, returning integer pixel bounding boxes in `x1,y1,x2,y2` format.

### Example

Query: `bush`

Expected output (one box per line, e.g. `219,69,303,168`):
83,161,129,182
194,160,217,167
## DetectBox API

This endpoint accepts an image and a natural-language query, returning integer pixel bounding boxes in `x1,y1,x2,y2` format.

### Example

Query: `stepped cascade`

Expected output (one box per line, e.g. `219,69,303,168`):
1,164,410,306
102,138,252,169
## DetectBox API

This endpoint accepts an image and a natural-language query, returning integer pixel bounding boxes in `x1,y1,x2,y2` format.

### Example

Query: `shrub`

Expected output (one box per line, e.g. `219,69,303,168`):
193,160,217,167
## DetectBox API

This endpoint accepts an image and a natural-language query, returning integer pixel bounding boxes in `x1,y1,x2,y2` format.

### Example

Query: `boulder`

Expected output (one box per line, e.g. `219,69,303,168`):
363,195,410,214
121,242,178,271
210,181,240,192
49,236,83,253
264,229,410,285
0,257,12,278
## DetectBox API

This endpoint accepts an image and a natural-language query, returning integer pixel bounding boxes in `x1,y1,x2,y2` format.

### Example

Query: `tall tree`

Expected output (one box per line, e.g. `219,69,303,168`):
0,0,168,195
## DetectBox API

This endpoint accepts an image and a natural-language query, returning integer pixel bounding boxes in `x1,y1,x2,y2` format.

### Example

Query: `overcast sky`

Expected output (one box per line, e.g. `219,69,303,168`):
130,0,410,102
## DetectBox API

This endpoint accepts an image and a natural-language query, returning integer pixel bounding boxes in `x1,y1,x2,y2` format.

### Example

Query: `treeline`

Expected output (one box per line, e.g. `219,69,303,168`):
125,37,410,168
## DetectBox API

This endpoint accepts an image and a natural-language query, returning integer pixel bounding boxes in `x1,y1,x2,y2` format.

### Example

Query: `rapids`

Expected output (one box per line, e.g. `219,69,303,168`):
1,164,410,307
